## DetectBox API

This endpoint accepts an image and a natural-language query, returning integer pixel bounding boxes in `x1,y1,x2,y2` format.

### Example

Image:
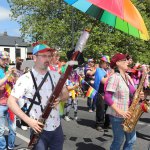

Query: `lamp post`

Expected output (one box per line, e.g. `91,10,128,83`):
15,40,19,63
15,40,18,49
71,7,75,50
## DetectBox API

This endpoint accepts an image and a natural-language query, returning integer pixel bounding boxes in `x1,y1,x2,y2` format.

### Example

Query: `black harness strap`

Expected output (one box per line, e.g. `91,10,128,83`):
26,71,49,115
48,72,54,90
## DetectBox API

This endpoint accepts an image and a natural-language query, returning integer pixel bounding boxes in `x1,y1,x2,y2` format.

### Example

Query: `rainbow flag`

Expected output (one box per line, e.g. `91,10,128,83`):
86,86,97,99
4,76,16,122
79,76,85,85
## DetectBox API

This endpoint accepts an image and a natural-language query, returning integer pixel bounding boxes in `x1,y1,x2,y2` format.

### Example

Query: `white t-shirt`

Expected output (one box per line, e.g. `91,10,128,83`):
11,68,61,131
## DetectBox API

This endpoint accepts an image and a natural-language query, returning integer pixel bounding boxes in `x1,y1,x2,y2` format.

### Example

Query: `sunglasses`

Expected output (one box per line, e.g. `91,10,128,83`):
118,59,127,62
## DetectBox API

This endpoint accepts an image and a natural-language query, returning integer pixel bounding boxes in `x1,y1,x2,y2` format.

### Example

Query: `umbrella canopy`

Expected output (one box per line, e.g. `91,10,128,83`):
64,0,149,41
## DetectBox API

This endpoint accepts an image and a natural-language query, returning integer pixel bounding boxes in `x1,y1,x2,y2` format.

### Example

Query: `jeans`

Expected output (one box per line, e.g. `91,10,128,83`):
109,115,136,150
0,105,16,150
65,97,78,117
87,97,95,111
32,125,64,150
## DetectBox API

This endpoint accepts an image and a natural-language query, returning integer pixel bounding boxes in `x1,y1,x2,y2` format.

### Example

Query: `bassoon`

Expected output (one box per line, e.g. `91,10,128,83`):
28,30,90,149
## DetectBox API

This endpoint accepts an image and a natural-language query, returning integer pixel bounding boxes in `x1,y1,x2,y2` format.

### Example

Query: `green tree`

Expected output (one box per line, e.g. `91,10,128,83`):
8,0,150,64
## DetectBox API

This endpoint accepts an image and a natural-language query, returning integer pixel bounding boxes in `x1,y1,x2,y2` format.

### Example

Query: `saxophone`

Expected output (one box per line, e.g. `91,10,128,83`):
123,69,150,133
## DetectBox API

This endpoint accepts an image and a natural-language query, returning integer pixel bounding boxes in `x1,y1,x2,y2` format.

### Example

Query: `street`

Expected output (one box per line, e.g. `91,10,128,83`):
6,98,150,150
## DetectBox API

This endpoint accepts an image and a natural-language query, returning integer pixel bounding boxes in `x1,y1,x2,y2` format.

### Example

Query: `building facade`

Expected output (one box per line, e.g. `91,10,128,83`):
0,32,32,63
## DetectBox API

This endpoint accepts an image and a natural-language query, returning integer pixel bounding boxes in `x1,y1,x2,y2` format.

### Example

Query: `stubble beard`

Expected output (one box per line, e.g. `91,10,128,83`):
42,61,49,70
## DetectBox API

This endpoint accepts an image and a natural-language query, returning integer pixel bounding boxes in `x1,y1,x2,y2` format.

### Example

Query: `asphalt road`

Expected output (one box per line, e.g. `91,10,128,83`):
5,97,150,150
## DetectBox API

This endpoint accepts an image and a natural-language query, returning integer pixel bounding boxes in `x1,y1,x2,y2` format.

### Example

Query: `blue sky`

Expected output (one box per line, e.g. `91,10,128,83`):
0,0,20,37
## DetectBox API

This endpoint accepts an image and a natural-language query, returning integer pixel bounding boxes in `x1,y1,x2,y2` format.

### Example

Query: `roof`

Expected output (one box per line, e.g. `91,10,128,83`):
0,32,28,47
27,47,33,53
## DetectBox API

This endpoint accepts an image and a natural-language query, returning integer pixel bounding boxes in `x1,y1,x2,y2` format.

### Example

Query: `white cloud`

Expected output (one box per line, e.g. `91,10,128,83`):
0,6,12,21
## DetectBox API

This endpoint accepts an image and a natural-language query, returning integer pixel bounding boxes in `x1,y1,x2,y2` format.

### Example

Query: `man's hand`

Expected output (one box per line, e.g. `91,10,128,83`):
8,67,16,73
52,98,60,108
73,83,79,90
6,67,16,78
27,118,44,133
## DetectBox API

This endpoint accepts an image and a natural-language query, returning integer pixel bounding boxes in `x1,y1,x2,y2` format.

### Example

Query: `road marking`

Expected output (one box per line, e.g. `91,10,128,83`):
138,121,150,126
4,121,149,144
5,127,30,143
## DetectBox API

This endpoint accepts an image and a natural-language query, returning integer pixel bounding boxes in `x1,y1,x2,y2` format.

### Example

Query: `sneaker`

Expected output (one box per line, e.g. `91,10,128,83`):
21,125,28,131
8,146,14,150
74,116,78,121
96,126,103,132
64,116,71,121
89,109,93,113
104,124,112,129
93,109,96,112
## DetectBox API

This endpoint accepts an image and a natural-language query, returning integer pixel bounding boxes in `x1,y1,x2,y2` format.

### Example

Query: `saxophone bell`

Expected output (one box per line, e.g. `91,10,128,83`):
141,101,150,113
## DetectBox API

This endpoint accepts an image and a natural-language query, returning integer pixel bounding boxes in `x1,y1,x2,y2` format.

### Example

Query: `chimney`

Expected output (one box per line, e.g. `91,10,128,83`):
3,32,8,36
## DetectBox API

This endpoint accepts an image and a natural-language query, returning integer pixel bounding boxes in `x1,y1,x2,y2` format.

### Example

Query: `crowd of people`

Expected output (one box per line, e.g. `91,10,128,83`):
0,42,149,150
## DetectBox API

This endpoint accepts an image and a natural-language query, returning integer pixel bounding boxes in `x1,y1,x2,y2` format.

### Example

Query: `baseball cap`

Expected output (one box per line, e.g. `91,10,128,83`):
88,58,94,63
101,55,110,63
110,53,127,68
0,51,9,59
32,44,55,55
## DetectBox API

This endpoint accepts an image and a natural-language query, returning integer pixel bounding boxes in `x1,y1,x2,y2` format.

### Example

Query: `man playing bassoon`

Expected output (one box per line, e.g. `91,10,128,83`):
7,43,69,150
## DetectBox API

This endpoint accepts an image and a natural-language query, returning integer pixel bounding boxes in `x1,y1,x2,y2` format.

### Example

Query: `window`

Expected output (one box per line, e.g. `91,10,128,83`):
16,48,21,57
4,48,10,53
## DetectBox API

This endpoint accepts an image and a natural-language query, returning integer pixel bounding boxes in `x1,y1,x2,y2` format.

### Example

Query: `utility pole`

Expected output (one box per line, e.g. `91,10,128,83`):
71,7,75,50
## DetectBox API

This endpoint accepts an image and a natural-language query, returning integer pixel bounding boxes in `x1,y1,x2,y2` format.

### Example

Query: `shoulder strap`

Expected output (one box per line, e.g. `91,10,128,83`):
26,71,49,115
48,72,54,90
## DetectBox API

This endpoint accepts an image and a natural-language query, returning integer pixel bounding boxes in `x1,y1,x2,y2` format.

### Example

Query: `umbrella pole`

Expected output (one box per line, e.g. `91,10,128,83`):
70,9,104,61
73,9,104,62
90,9,104,32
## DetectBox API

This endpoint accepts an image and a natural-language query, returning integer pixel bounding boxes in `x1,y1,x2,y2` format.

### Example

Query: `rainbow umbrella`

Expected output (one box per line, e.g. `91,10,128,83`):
64,0,149,41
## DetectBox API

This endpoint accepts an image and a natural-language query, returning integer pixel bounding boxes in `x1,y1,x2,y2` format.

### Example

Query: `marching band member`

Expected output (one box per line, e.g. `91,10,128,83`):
104,53,145,150
7,44,69,150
